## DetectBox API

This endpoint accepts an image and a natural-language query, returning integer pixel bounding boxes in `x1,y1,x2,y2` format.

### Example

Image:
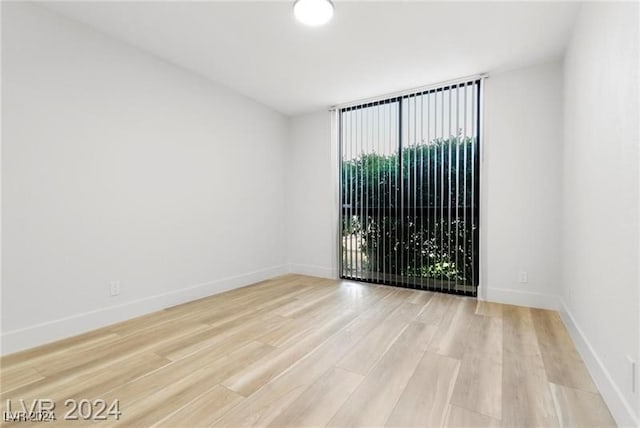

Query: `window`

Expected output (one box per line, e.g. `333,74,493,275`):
339,80,481,296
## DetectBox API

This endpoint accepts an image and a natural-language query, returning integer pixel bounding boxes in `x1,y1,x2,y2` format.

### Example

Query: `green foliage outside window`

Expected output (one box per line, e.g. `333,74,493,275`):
341,136,478,285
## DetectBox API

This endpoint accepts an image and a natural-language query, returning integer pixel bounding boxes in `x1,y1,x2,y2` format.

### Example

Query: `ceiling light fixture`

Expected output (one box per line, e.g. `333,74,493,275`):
293,0,334,26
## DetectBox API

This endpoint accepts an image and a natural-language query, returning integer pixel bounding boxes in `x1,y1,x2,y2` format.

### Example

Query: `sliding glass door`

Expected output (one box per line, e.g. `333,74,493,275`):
339,80,481,296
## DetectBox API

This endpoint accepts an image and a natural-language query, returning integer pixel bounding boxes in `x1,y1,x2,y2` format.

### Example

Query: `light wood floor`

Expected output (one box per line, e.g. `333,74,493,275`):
0,274,615,427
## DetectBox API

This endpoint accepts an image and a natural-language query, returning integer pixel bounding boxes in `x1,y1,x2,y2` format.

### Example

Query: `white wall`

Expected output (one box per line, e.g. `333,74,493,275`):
482,61,563,309
286,62,564,311
286,111,338,278
561,2,639,426
1,3,288,354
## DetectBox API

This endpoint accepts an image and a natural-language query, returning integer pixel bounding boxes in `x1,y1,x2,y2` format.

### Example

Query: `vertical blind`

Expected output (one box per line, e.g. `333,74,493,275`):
339,80,481,296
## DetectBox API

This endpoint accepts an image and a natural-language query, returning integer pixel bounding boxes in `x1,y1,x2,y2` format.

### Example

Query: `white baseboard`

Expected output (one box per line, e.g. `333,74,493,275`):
559,300,639,428
288,263,337,279
0,265,288,356
483,286,559,310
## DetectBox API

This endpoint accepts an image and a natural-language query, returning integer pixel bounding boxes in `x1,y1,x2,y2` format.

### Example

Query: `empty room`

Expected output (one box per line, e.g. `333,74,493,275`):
1,0,639,427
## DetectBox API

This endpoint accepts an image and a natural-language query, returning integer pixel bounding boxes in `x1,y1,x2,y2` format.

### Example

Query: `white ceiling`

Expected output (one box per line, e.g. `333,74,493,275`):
41,1,580,116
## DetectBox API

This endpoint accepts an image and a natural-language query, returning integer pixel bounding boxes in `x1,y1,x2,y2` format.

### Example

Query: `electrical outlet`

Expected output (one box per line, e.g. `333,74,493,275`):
109,281,120,297
518,271,528,284
628,355,636,393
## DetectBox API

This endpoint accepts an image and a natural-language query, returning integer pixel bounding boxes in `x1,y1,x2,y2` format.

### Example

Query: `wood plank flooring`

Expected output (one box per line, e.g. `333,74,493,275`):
0,274,615,427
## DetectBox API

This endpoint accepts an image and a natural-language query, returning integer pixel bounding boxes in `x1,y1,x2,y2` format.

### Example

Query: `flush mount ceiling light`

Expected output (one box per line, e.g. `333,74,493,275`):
293,0,334,26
